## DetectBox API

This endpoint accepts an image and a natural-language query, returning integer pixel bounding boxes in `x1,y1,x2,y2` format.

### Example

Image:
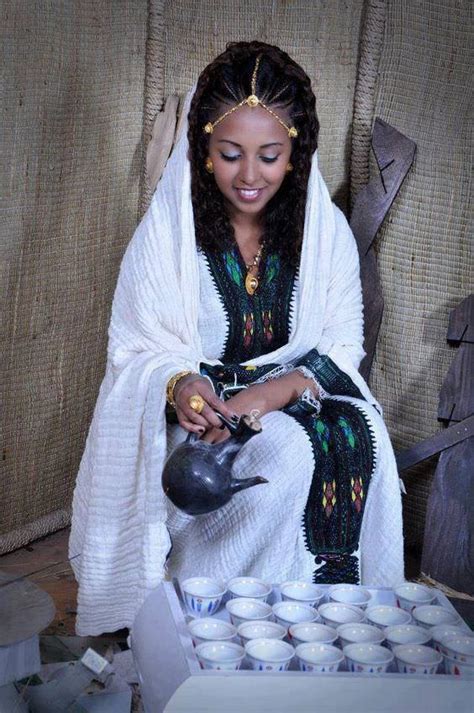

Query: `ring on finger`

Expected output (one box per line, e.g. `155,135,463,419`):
188,394,205,414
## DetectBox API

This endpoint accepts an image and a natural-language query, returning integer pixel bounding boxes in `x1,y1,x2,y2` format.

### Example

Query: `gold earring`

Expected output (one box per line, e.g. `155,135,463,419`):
286,162,293,173
205,157,214,174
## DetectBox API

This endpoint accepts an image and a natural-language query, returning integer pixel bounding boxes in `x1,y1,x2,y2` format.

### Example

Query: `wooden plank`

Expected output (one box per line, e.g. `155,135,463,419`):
358,250,383,381
447,294,474,344
351,118,417,255
350,118,416,380
146,94,179,193
421,437,474,595
438,341,474,422
396,415,474,472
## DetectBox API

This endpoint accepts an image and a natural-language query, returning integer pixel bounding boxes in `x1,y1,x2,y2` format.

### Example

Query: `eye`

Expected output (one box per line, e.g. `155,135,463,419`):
220,152,240,162
260,156,279,163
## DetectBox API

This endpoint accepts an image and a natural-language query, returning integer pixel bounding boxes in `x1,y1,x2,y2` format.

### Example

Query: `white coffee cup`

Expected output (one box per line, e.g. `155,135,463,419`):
329,584,372,610
393,582,436,612
412,605,461,629
337,623,384,648
384,624,432,650
289,622,338,647
440,634,474,664
188,617,236,647
245,638,295,671
195,641,245,670
393,644,442,675
272,601,318,628
237,620,286,646
365,605,411,629
430,624,466,654
444,654,474,678
280,581,324,607
227,576,272,602
181,577,226,618
295,643,344,673
225,597,272,627
343,643,394,673
318,602,365,628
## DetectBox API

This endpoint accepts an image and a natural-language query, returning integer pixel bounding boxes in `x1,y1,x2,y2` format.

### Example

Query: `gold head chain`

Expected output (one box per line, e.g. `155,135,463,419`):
203,55,298,139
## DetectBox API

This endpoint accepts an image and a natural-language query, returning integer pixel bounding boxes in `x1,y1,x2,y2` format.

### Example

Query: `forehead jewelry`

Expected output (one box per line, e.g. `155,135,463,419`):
203,56,298,139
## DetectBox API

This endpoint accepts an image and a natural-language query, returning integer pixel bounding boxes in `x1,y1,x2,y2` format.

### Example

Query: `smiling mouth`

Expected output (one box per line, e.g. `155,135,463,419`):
234,187,265,202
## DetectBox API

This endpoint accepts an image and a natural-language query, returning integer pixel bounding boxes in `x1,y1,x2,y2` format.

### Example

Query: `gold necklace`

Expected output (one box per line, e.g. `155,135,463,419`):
244,244,264,296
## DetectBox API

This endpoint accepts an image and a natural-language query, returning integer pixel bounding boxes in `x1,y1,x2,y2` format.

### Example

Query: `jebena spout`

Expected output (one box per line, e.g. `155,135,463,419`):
230,476,268,494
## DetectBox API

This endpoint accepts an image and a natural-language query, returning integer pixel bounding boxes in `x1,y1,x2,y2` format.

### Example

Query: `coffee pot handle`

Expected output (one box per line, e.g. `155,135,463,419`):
184,413,240,443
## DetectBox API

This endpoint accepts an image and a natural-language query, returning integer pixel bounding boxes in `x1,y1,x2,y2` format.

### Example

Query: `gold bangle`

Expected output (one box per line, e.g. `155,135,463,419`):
166,370,195,407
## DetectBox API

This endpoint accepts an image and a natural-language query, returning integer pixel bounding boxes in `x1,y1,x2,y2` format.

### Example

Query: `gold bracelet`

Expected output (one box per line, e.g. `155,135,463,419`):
166,370,195,407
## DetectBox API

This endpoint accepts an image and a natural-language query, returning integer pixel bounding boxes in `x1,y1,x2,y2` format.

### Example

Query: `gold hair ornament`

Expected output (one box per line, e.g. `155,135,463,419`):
203,56,298,139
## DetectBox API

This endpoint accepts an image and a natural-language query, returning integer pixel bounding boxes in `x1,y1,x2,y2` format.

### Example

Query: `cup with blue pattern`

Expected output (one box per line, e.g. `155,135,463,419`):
181,577,226,618
295,642,344,673
245,638,295,671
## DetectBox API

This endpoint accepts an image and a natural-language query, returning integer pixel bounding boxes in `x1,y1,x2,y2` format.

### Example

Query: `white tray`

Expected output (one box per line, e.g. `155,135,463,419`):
131,582,473,713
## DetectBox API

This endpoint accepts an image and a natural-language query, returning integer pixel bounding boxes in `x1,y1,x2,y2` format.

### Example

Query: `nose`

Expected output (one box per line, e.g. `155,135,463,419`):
237,157,260,186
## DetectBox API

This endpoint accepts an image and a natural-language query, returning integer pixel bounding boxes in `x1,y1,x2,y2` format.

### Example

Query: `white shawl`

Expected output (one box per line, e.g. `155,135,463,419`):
69,93,402,635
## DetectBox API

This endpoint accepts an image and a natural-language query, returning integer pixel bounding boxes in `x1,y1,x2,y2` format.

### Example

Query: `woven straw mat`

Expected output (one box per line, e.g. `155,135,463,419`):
0,1,147,553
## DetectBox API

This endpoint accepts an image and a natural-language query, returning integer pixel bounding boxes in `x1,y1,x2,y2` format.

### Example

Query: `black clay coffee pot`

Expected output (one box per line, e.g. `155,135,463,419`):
162,414,268,516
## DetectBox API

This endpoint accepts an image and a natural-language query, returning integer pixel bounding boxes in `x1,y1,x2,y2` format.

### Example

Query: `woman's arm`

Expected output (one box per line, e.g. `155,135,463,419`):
201,370,317,443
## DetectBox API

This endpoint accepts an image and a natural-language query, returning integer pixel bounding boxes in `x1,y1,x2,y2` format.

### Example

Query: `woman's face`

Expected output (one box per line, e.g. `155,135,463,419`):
208,104,293,224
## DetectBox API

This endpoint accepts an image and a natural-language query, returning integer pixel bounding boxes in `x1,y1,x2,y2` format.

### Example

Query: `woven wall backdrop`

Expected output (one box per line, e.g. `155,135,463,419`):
0,1,147,553
366,0,473,546
156,0,366,210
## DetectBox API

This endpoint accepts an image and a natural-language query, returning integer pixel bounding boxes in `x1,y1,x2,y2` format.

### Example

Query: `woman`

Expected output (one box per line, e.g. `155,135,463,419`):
70,41,404,636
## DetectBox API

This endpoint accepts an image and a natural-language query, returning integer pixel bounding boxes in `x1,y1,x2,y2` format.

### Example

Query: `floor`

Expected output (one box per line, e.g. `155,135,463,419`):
0,528,138,711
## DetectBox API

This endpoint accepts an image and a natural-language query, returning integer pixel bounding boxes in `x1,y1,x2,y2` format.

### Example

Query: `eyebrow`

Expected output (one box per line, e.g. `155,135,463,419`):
217,140,283,149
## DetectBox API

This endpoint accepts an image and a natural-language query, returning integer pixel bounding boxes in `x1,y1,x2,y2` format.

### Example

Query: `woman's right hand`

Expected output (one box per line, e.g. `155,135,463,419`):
173,374,236,434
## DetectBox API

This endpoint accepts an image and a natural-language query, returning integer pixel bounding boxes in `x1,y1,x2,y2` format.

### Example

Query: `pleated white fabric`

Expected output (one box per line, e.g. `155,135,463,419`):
69,91,404,635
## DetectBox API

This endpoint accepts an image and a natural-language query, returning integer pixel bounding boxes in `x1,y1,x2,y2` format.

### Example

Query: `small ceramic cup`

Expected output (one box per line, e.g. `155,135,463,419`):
443,654,474,678
227,576,272,602
430,624,466,654
245,638,295,671
412,605,461,630
393,644,442,675
272,601,318,628
440,634,474,664
225,597,273,627
329,584,372,610
295,643,344,673
337,623,385,649
384,624,432,650
289,622,338,647
237,620,286,646
343,643,394,674
195,641,245,671
365,605,411,630
393,582,436,612
318,602,365,629
181,577,226,618
187,617,237,647
280,581,324,608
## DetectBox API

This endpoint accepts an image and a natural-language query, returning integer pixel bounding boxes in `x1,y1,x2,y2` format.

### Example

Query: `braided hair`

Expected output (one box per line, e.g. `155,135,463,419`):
187,41,319,265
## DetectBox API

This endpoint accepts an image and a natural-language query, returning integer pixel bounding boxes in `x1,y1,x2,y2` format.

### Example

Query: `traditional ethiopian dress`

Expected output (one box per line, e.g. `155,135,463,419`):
69,91,404,635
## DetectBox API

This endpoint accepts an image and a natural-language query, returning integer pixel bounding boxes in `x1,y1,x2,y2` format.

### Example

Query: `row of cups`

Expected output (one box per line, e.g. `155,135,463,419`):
181,577,473,676
180,576,462,630
189,616,474,675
